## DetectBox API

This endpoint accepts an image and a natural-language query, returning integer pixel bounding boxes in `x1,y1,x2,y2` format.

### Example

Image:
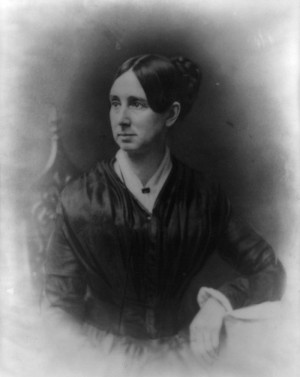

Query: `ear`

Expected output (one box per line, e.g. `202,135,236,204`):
165,102,181,128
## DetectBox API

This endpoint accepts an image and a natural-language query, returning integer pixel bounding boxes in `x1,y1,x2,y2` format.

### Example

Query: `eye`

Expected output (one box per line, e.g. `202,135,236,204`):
110,96,121,108
110,100,120,108
129,100,147,109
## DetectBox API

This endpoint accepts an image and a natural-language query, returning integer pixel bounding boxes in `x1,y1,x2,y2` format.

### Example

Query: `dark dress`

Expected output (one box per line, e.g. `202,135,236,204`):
44,157,285,340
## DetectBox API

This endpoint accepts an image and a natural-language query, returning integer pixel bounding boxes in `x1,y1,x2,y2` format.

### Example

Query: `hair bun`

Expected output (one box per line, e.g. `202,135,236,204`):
171,56,201,119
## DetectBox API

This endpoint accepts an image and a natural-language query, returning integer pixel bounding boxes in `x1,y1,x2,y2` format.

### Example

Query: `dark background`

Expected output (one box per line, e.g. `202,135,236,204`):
2,0,298,261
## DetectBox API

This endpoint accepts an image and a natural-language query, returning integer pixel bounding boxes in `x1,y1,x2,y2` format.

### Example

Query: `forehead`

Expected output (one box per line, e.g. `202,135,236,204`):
110,70,146,98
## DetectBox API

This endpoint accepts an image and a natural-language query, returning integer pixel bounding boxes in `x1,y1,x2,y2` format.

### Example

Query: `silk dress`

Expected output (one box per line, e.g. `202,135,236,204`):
44,157,285,339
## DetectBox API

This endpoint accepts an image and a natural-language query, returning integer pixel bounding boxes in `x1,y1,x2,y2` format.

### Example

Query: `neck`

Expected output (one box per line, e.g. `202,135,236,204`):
123,145,167,186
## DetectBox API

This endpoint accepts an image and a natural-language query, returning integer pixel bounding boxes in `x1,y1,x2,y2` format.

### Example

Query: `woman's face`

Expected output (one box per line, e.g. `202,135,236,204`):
109,70,169,155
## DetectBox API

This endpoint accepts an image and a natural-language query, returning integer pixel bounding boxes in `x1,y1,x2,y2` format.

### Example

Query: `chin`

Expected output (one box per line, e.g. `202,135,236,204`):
119,145,148,156
118,143,135,150
117,141,138,151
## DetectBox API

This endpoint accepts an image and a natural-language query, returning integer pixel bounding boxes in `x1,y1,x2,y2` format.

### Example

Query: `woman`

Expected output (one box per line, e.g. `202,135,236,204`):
43,54,285,362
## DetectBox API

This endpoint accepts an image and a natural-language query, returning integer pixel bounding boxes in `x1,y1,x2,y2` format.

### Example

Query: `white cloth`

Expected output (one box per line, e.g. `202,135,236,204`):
114,148,172,213
197,287,233,312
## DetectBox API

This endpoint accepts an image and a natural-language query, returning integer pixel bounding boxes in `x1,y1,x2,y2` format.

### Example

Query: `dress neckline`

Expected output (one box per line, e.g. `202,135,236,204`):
97,156,179,216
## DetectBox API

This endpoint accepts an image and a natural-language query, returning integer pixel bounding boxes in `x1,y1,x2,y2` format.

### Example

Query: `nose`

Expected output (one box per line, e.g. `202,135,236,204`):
118,106,131,128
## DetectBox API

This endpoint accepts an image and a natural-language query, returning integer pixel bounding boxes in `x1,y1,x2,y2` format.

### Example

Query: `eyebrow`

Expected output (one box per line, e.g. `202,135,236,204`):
109,94,118,100
109,94,147,102
129,96,148,103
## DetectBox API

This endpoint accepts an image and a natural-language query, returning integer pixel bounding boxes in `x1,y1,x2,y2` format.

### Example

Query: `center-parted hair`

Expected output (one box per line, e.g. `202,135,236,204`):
113,54,201,120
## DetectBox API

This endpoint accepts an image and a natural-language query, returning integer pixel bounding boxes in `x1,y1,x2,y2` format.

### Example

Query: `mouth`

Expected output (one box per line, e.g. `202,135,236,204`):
117,133,135,137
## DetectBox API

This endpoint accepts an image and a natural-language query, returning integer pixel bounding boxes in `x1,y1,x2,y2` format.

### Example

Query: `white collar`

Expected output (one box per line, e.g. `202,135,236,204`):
114,148,172,213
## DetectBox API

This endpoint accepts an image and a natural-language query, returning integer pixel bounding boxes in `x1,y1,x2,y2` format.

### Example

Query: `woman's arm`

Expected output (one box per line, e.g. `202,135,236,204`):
189,184,285,362
199,182,285,310
216,213,286,309
190,215,285,362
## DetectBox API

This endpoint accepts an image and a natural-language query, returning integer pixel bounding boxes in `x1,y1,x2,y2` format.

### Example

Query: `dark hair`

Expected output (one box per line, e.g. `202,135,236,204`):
113,54,201,120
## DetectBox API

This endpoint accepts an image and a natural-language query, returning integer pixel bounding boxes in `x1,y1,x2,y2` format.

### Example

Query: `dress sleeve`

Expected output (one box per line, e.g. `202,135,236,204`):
42,201,87,325
214,189,286,310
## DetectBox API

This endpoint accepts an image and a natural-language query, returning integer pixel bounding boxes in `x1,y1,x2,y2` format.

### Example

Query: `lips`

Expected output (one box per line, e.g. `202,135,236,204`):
118,133,135,136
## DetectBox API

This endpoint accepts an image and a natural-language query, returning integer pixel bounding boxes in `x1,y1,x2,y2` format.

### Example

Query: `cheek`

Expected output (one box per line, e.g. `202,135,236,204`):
150,115,166,134
109,110,116,128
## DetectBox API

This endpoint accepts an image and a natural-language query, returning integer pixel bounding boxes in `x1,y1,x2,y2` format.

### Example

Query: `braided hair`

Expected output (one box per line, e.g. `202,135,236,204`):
113,54,201,120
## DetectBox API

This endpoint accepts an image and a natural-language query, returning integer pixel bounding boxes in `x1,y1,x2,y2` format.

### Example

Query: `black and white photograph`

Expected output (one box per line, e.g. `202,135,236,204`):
1,0,299,376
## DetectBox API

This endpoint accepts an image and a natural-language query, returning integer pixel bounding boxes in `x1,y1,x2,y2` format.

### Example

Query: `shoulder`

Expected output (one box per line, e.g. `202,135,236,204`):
172,156,230,213
172,156,220,193
59,160,114,216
